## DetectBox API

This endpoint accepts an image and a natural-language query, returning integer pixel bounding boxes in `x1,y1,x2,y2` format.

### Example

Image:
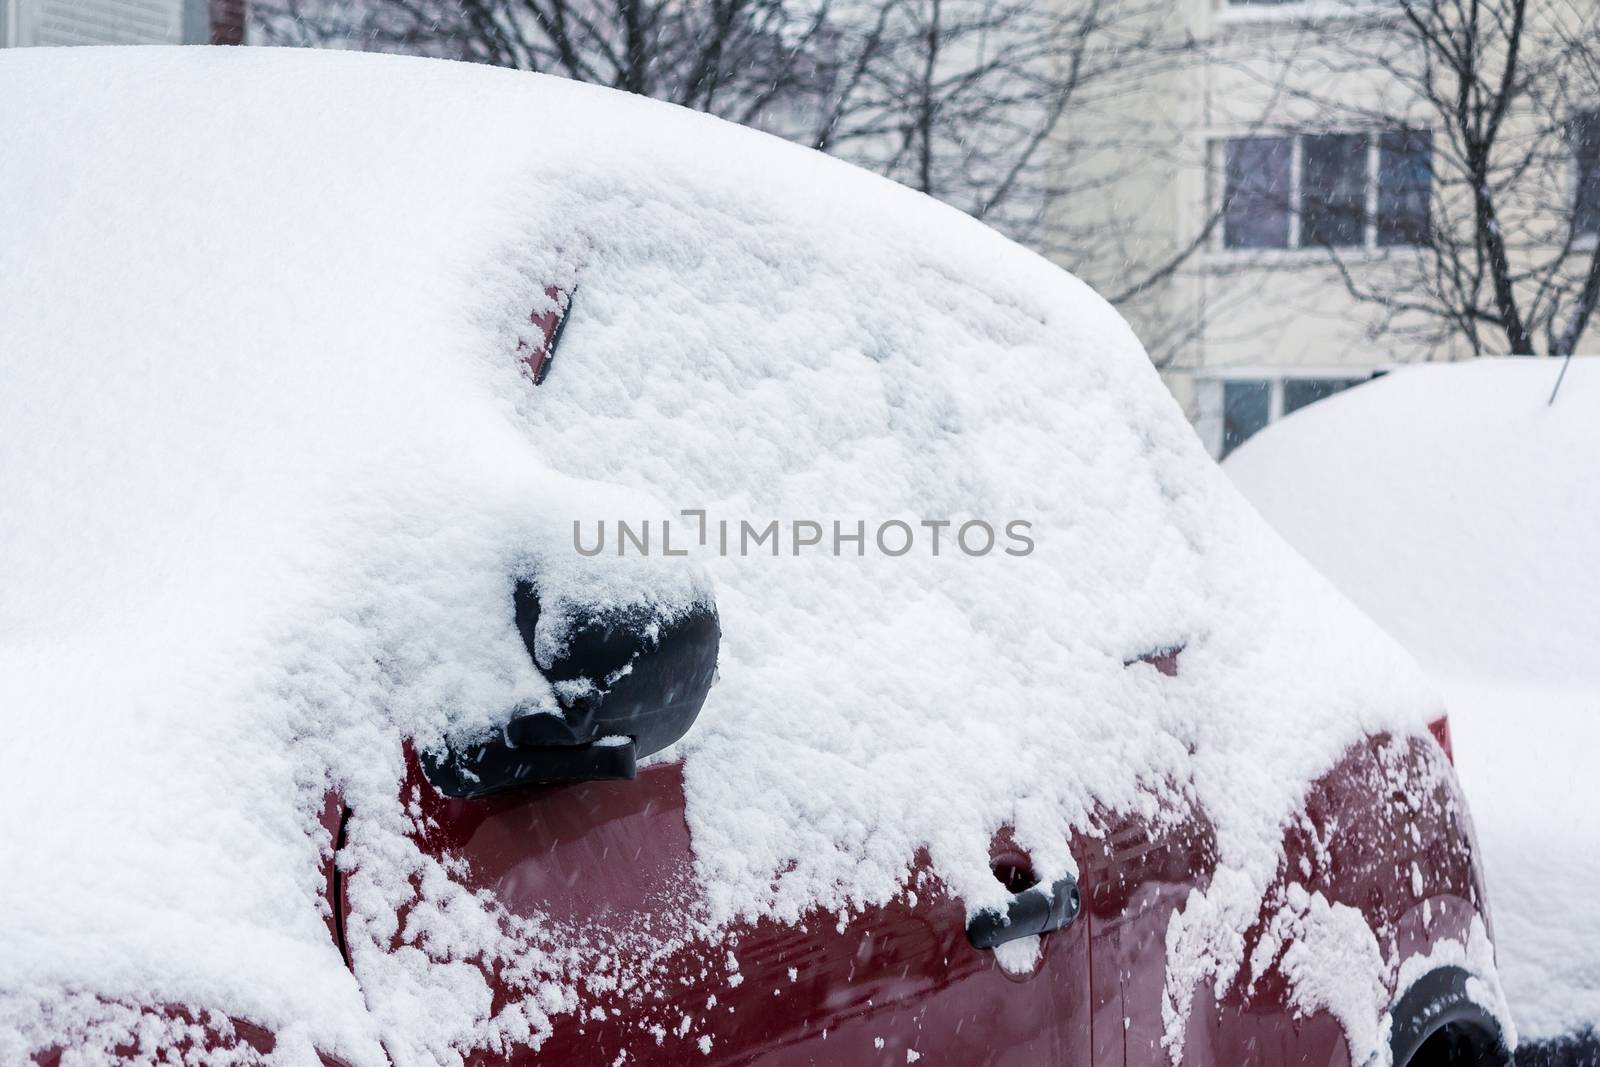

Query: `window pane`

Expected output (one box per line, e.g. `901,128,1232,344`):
1570,111,1600,238
1282,377,1360,415
1222,380,1271,457
1377,130,1432,247
1224,138,1291,249
1302,134,1368,248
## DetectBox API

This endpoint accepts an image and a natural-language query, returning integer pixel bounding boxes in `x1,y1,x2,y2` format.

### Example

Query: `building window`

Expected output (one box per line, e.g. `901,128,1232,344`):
1570,110,1600,238
1377,131,1433,246
1302,134,1368,247
1224,138,1293,249
1221,130,1432,250
1222,380,1271,457
1213,375,1368,458
1282,377,1357,415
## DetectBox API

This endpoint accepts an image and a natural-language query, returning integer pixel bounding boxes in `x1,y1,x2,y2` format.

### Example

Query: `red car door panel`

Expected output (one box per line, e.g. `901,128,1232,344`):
1091,734,1489,1067
337,725,1483,1065
371,754,1093,1065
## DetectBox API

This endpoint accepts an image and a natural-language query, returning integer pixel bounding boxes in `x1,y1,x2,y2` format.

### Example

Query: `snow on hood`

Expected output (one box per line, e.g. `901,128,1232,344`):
0,47,1439,1063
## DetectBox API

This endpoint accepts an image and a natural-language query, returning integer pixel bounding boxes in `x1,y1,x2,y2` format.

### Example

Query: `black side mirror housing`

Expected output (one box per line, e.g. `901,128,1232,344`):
423,581,720,799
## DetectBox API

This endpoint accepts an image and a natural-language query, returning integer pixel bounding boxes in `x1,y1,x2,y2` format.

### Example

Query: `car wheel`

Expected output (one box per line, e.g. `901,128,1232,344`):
1391,966,1512,1067
1405,1023,1512,1067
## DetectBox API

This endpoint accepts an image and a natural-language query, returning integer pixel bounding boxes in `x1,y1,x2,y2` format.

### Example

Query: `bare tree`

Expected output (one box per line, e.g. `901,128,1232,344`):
1229,0,1600,357
800,0,1202,267
254,0,1210,313
255,0,835,118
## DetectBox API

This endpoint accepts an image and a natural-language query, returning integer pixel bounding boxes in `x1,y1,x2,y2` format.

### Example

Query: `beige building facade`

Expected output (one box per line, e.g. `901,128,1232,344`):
1064,0,1591,458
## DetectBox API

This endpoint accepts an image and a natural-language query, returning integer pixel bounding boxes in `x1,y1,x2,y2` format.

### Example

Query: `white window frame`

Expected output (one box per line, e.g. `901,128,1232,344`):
1216,0,1401,27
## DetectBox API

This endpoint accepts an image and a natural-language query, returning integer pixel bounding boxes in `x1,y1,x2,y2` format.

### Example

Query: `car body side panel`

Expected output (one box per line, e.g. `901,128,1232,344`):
1087,803,1233,1067
386,755,1092,1065
29,1008,341,1066
1097,734,1491,1067
350,728,1486,1065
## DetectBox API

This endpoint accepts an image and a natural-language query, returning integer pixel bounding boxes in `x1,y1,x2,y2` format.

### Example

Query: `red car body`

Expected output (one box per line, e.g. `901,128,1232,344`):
293,701,1500,1066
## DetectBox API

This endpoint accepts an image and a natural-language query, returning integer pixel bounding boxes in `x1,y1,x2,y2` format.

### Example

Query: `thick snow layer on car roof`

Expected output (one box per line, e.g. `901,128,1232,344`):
1,47,1443,1063
1226,358,1600,1041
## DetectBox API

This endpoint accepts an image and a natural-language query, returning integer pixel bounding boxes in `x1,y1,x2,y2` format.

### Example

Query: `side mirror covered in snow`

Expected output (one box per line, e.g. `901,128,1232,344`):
422,581,720,799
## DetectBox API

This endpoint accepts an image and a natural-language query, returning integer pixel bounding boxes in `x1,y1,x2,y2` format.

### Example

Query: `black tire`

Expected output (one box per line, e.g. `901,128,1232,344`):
1392,966,1512,1067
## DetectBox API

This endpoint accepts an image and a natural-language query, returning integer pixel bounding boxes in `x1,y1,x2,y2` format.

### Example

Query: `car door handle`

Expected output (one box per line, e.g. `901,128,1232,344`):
966,874,1081,950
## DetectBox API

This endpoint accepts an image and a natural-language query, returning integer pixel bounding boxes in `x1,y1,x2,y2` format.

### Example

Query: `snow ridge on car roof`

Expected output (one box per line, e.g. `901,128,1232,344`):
0,46,1443,1063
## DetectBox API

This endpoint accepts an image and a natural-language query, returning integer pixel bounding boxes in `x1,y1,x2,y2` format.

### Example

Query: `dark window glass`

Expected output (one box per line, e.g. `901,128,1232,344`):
1570,111,1600,238
1377,131,1433,247
1221,380,1271,457
1224,138,1291,249
1301,134,1368,247
1282,377,1361,415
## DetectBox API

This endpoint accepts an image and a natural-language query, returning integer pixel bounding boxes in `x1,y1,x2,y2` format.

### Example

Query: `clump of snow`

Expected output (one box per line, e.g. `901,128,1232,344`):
1226,358,1600,1042
1265,885,1392,1064
0,47,1441,1061
992,935,1043,976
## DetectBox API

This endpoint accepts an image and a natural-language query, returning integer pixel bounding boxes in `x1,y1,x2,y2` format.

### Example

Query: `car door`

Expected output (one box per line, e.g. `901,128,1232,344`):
390,752,1093,1064
1086,735,1463,1067
1083,802,1227,1067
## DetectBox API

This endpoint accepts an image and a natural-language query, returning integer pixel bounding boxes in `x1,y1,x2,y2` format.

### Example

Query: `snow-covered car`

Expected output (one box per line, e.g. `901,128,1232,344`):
0,48,1511,1066
1224,358,1600,1065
